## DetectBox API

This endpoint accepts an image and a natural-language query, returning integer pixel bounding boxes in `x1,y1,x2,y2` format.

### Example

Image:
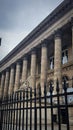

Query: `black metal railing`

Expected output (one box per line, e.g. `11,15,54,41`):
0,78,73,130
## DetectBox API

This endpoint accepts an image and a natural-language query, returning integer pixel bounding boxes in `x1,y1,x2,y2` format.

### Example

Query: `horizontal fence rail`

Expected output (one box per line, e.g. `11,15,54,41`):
0,78,73,130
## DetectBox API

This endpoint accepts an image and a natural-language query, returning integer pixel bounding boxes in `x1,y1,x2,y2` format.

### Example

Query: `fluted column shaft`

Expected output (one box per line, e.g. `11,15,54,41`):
41,43,48,91
4,69,9,97
14,62,21,92
22,57,28,83
31,50,36,88
9,65,15,95
54,30,62,93
0,73,5,99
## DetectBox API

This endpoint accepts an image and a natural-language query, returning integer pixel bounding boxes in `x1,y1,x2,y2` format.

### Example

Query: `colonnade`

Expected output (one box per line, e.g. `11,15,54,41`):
0,19,73,98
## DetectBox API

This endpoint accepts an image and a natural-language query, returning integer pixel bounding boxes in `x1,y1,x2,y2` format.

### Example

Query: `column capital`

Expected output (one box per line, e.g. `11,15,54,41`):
41,39,48,47
16,59,21,65
31,48,37,55
54,29,62,39
11,63,15,68
6,67,10,72
22,54,28,60
1,71,5,75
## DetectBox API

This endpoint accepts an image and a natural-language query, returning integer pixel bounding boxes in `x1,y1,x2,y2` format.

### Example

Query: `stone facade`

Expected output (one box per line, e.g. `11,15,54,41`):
0,0,73,98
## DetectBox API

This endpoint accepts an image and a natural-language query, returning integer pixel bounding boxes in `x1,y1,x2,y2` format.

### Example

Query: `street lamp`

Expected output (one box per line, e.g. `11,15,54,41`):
0,38,1,46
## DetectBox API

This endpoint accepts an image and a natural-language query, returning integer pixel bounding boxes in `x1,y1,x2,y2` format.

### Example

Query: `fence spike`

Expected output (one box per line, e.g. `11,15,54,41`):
26,88,28,99
34,87,36,97
72,76,73,88
63,77,67,92
39,86,41,97
30,87,32,98
44,83,46,95
56,79,59,93
49,81,53,94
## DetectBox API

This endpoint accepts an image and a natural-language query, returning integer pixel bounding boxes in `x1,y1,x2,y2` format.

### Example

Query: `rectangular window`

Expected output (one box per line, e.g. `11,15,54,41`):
50,56,54,69
62,49,68,64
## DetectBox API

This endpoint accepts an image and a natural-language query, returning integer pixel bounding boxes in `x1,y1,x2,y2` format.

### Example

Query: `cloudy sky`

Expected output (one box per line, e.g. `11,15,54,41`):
0,0,63,61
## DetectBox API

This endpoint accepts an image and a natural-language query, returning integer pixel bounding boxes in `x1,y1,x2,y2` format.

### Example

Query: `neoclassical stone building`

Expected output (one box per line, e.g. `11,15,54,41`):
0,0,73,98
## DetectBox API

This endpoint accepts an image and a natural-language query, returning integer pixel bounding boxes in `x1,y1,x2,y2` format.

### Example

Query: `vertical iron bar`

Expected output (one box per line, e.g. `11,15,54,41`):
19,92,21,130
26,88,28,130
4,98,6,130
7,96,10,130
0,100,3,130
3,98,6,129
50,82,54,130
39,86,42,130
72,76,73,88
44,84,47,130
10,95,13,130
30,88,32,130
63,79,70,130
34,87,37,130
22,90,25,130
3,98,6,130
15,93,18,130
5,97,8,130
12,94,14,130
56,79,61,130
13,93,16,130
1,100,3,130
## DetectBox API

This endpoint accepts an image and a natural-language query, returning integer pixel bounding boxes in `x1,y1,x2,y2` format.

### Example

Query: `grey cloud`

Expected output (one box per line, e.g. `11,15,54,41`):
0,0,63,31
0,0,63,60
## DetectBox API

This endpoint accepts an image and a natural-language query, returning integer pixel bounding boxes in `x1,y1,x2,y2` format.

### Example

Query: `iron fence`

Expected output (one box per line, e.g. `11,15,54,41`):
0,79,73,130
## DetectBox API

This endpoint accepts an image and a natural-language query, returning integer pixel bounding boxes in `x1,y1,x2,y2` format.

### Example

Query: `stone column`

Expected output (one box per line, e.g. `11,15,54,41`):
4,68,10,97
8,65,15,95
54,29,62,93
14,61,21,92
21,56,28,83
0,72,5,99
71,18,73,61
41,41,48,92
31,50,36,88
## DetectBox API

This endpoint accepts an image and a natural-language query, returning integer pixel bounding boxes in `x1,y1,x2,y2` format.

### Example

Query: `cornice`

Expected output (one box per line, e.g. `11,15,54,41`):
0,0,73,67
